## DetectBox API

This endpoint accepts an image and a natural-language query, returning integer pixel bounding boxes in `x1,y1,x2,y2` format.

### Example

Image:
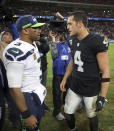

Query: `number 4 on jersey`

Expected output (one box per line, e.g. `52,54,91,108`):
74,51,84,72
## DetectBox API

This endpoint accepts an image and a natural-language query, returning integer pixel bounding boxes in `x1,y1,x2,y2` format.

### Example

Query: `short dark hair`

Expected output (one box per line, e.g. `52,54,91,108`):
69,11,88,27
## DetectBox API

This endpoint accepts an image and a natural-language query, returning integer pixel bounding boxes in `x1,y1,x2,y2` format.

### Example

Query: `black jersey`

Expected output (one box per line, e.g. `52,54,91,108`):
70,33,109,96
68,35,76,48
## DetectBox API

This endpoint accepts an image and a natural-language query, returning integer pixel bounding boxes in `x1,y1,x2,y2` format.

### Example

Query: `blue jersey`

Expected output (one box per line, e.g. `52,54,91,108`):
53,41,71,75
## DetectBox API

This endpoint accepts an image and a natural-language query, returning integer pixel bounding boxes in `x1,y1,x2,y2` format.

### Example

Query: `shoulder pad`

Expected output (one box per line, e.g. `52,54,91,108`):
7,47,24,57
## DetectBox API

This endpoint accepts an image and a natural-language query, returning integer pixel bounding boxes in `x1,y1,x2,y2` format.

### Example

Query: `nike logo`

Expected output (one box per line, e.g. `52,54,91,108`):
12,50,19,54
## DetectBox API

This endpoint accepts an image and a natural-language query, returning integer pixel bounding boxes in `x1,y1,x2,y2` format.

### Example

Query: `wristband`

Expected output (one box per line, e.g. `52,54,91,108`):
21,109,31,119
101,78,110,82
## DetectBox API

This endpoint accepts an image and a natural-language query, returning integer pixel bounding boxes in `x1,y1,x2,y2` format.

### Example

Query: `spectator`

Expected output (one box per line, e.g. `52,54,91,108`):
0,59,9,131
0,30,13,62
36,35,50,87
50,31,71,120
0,29,20,129
36,34,50,111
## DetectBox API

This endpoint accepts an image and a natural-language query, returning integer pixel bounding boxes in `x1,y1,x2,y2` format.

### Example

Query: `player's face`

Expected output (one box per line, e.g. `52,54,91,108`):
67,16,79,36
29,27,41,41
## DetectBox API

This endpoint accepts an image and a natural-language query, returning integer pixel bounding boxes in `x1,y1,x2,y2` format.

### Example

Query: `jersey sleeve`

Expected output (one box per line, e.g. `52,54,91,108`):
93,35,109,54
7,62,24,88
3,45,25,87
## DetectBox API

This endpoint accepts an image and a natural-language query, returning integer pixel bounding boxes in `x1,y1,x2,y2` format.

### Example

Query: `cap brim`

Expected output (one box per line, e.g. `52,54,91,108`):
31,23,45,28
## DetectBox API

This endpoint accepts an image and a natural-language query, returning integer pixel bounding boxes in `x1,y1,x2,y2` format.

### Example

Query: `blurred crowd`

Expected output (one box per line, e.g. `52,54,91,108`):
72,0,114,5
14,4,114,18
0,20,114,39
88,21,114,39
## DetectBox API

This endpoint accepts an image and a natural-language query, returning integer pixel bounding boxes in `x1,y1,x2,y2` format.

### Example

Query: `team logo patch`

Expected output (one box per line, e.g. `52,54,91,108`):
33,53,37,60
103,37,108,47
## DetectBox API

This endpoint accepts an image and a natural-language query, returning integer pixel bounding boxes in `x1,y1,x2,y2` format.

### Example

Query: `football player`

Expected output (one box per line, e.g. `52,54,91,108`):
3,15,46,131
60,11,110,131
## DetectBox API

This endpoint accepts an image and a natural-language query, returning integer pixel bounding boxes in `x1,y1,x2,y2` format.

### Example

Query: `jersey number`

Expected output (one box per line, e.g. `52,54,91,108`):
74,51,84,72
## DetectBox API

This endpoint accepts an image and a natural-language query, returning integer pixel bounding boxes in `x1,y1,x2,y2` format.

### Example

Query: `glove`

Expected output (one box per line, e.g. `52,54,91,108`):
95,96,108,112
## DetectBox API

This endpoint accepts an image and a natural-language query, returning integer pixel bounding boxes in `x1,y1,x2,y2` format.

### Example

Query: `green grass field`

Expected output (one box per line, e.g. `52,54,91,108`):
3,44,114,131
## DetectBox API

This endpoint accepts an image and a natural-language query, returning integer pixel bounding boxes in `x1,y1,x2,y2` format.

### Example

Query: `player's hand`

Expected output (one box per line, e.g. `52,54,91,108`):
24,115,38,129
95,96,107,112
60,79,66,92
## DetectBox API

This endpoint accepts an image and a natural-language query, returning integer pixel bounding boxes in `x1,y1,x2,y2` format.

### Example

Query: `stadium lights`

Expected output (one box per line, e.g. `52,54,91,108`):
88,17,114,21
13,15,114,21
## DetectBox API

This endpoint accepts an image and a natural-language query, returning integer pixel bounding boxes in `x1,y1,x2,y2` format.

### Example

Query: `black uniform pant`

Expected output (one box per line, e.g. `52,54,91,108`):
52,75,70,116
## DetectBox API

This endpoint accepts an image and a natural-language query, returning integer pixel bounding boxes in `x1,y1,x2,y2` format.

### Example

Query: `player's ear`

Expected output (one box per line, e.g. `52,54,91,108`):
78,21,83,28
22,29,29,35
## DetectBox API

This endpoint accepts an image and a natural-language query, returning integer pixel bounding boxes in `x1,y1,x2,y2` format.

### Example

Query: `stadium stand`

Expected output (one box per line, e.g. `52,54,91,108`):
0,0,114,38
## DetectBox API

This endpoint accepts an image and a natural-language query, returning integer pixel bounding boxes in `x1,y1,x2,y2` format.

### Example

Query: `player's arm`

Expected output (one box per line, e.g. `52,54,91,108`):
97,51,110,98
10,88,28,111
7,62,37,129
96,51,110,112
95,35,110,112
60,57,73,91
10,88,37,129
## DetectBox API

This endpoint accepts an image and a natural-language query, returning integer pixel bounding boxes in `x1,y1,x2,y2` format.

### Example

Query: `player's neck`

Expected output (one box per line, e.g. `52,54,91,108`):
77,29,89,41
19,36,33,44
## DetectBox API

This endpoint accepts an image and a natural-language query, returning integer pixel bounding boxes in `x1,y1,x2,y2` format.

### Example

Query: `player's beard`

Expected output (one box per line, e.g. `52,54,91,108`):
30,35,38,42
